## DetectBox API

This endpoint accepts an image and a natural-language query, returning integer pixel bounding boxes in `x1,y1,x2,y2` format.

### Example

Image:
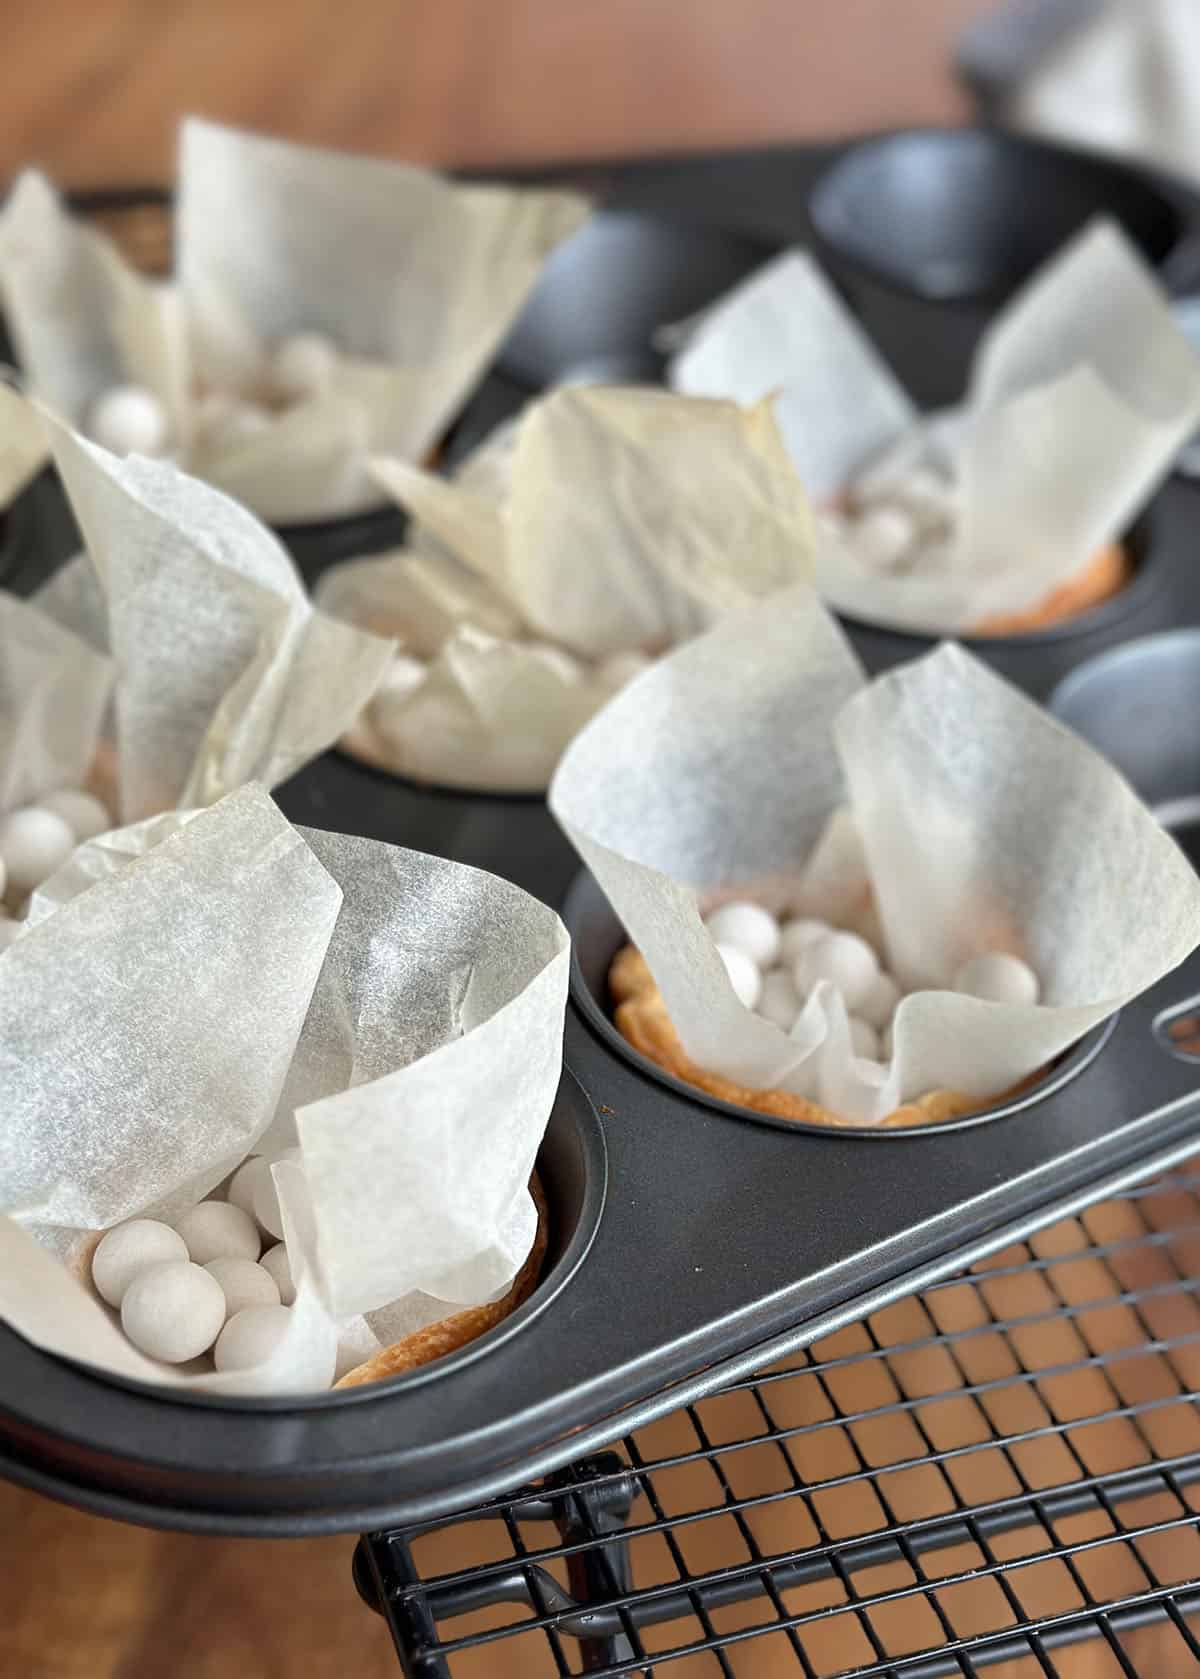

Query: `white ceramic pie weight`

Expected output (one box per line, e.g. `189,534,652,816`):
0,783,570,1394
316,384,816,791
549,584,1200,1125
0,117,590,521
668,222,1200,633
1,386,395,823
0,580,116,931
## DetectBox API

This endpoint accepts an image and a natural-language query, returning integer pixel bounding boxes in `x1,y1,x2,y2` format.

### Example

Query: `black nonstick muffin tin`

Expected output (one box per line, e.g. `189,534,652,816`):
5,133,1200,1537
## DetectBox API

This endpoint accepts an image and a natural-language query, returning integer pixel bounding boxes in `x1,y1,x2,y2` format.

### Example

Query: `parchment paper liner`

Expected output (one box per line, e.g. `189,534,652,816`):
0,119,590,522
334,1175,548,1387
319,385,816,792
0,785,570,1394
549,584,1200,1127
668,225,1200,635
3,385,397,823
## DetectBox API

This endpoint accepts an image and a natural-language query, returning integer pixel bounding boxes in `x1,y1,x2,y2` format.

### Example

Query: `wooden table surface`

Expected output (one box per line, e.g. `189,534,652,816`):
4,0,989,186
0,2,1009,1675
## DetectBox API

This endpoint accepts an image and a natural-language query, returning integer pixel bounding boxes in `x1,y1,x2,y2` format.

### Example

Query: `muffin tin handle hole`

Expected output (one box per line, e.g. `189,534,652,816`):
1153,998,1200,1062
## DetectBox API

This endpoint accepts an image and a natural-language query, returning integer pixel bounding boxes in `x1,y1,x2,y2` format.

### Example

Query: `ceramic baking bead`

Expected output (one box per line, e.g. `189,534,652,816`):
715,942,762,1011
757,968,801,1032
271,332,338,401
193,389,239,438
848,1016,880,1060
220,402,273,445
0,920,21,952
881,1022,894,1061
705,901,781,968
894,467,955,531
375,654,428,704
794,930,879,1012
954,951,1041,1007
0,807,76,894
259,1242,296,1306
87,384,170,456
778,918,830,964
175,1200,261,1265
204,1257,281,1320
120,1261,226,1362
213,1304,293,1373
92,1219,189,1308
596,650,654,689
525,641,584,684
226,1156,272,1220
252,1148,302,1241
859,970,901,1031
815,508,849,543
853,504,916,570
369,658,430,744
39,788,110,843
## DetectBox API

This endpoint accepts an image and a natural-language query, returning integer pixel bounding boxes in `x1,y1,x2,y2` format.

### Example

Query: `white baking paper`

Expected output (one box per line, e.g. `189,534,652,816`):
669,250,918,502
0,783,570,1391
1009,0,1200,189
668,224,1200,634
318,385,816,790
550,584,1200,1124
0,588,114,814
0,120,590,520
32,399,396,820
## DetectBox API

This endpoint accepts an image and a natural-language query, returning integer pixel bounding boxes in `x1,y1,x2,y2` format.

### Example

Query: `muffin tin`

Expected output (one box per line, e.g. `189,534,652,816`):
4,132,1200,1536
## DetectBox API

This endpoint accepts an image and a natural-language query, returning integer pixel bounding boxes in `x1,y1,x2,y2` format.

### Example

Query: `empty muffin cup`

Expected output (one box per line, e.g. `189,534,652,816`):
1050,629,1200,828
496,209,776,392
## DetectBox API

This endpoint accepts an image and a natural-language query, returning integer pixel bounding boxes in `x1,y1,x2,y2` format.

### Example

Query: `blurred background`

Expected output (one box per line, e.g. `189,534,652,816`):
5,1,1199,1676
7,0,991,184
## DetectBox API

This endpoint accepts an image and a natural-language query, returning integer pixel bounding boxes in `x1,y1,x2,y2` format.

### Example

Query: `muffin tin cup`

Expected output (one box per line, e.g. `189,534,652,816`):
809,128,1190,406
1050,630,1200,824
0,1071,608,1527
4,138,1200,1535
563,866,1114,1138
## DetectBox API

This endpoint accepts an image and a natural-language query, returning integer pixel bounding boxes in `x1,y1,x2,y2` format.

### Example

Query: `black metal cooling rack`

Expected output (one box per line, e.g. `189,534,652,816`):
357,1159,1200,1677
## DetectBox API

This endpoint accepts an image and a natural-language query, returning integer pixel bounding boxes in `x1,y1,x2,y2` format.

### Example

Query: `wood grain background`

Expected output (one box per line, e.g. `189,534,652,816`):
4,0,988,185
0,3,1006,1675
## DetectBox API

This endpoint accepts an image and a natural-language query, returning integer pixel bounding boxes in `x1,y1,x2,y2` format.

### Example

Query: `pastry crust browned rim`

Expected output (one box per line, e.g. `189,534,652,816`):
968,541,1129,636
335,1173,549,1386
609,944,984,1131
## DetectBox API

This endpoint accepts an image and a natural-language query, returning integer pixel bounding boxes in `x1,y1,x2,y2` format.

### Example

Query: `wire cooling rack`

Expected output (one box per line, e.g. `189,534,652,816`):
357,1158,1200,1676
